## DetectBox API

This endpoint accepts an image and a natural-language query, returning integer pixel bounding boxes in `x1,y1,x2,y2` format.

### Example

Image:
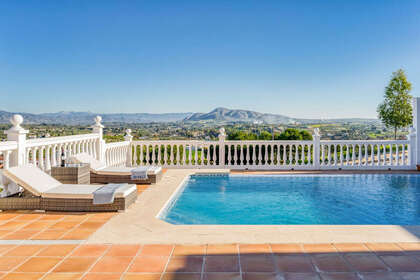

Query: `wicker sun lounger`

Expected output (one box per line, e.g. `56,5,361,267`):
1,165,137,212
69,153,163,184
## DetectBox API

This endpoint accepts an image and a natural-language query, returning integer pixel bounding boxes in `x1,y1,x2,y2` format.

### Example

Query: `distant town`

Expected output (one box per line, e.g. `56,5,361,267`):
0,107,408,142
0,120,407,143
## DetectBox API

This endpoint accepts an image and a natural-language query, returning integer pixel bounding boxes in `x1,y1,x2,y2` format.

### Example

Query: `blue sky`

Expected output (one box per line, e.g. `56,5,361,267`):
1,0,420,118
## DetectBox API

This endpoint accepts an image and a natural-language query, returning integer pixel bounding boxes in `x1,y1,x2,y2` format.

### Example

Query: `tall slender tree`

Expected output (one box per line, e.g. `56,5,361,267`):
377,69,413,139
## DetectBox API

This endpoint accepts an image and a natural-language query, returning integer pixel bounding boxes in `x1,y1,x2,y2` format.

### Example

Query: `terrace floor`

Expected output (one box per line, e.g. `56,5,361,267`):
0,243,418,279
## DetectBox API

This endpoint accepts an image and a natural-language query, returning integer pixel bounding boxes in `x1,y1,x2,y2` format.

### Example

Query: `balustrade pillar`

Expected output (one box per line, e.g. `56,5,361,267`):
5,115,28,167
92,116,105,162
409,127,416,168
124,129,133,167
312,128,320,169
218,127,226,167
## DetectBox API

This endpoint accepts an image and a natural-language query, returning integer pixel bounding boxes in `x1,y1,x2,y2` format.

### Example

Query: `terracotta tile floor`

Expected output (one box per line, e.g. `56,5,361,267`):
0,181,156,241
0,243,416,279
0,211,115,240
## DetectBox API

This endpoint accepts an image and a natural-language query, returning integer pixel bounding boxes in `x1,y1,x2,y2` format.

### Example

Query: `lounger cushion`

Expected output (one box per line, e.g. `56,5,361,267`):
97,166,162,175
68,153,106,171
42,184,137,199
69,153,162,175
3,165,62,196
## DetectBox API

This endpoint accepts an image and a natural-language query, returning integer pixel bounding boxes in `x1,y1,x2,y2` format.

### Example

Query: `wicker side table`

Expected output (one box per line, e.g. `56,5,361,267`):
51,164,90,184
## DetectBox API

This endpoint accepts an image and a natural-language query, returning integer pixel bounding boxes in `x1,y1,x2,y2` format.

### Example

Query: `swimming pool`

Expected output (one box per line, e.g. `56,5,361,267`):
159,174,420,225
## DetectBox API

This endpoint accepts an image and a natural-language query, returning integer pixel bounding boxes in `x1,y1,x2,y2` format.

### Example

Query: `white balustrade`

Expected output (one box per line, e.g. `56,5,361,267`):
318,140,410,169
104,141,131,167
127,138,412,170
25,134,100,171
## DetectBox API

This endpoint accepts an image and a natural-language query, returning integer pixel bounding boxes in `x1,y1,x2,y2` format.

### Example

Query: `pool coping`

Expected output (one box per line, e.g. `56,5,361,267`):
87,169,420,244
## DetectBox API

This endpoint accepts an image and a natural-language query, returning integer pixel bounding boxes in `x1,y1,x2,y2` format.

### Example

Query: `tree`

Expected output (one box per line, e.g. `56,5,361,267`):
377,69,413,139
276,128,313,140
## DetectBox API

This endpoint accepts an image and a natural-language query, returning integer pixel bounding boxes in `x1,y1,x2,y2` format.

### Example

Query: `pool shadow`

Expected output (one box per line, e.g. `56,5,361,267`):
401,226,420,240
162,244,420,280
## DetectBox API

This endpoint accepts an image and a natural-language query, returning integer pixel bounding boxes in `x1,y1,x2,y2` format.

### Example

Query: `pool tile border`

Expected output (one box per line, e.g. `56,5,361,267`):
86,169,420,244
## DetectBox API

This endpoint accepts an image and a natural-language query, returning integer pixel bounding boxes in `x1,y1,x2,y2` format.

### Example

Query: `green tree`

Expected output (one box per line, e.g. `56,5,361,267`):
377,69,413,139
276,128,312,140
258,131,272,140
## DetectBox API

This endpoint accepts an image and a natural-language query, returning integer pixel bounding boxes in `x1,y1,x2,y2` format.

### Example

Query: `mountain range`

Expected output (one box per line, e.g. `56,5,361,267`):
0,111,192,125
0,108,378,125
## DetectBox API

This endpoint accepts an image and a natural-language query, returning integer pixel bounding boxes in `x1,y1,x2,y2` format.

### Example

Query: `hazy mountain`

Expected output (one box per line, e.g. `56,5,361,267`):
184,107,379,124
0,108,378,125
0,110,192,125
184,107,294,123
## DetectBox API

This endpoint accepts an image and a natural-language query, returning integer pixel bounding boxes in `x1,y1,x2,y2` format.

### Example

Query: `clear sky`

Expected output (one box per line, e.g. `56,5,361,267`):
1,0,420,118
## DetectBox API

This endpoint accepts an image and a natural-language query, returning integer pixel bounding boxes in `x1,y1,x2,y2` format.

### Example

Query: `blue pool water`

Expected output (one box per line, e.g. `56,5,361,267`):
160,174,420,225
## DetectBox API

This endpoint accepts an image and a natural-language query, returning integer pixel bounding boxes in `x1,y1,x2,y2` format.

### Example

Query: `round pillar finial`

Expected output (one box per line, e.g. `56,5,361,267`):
94,115,102,125
313,127,321,137
126,129,132,136
10,114,23,129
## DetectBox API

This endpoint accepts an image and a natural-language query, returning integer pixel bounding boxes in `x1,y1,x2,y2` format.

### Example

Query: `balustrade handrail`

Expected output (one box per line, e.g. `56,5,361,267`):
26,133,99,148
105,141,131,148
132,140,212,144
0,141,18,152
320,139,409,144
224,140,314,144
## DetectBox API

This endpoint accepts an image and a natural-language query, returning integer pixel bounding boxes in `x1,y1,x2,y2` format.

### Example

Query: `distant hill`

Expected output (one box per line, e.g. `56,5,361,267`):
0,108,378,125
0,110,192,125
184,107,294,123
184,107,378,124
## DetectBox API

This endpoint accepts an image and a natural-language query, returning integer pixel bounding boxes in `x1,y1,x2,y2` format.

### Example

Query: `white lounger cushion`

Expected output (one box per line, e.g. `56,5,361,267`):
99,166,162,175
3,165,62,196
68,153,106,171
69,153,162,175
42,184,137,199
3,165,137,200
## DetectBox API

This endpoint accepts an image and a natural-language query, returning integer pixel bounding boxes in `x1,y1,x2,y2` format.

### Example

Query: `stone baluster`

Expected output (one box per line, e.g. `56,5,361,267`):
282,145,286,165
206,145,210,165
3,151,10,169
227,145,231,166
133,145,138,166
38,146,44,170
186,144,191,166
32,147,37,165
168,145,173,166
308,144,312,165
51,145,57,167
201,144,204,165
389,144,393,166
402,143,406,165
370,144,374,166
240,145,245,166
345,145,350,166
326,145,331,166
45,146,51,171
25,149,30,165
246,145,250,166
138,145,143,165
